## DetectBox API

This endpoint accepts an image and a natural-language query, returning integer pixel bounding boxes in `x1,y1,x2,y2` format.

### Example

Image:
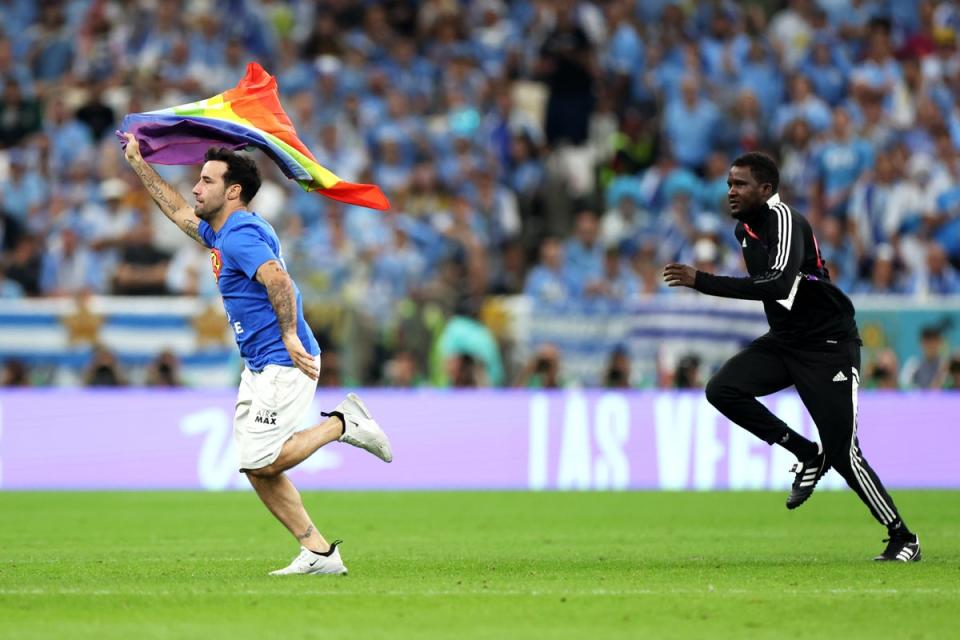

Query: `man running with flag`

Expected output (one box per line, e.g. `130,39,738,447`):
119,65,393,576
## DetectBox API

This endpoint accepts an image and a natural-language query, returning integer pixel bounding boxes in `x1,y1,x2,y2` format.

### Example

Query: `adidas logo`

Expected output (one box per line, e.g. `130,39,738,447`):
742,237,748,248
896,546,916,561
832,371,848,382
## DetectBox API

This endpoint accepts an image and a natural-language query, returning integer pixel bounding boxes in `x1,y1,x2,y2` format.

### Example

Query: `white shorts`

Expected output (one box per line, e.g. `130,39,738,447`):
233,357,320,471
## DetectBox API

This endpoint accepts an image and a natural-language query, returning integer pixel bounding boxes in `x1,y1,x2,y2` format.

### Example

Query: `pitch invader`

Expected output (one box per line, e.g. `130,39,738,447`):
663,152,920,562
122,133,393,575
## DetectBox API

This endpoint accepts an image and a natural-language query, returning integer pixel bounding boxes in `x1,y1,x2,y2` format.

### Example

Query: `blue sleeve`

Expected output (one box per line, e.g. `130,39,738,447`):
197,221,215,249
859,141,875,170
39,254,56,293
220,225,280,280
813,146,826,179
523,270,542,297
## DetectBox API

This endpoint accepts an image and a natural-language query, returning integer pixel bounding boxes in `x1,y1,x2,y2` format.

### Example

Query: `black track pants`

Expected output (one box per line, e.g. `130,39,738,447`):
705,335,902,526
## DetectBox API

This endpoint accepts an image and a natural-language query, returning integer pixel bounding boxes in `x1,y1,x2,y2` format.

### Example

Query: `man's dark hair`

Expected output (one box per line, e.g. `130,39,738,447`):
204,147,261,204
732,151,780,193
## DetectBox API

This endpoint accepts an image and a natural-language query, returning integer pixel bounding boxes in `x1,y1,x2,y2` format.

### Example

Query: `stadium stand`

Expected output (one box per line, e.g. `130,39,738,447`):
2,0,960,388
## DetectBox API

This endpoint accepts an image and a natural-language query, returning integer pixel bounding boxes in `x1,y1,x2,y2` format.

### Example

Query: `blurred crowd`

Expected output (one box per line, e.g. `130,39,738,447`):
3,0,960,388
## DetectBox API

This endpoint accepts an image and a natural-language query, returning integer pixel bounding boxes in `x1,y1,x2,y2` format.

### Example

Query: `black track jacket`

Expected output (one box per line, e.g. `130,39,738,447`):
693,193,860,346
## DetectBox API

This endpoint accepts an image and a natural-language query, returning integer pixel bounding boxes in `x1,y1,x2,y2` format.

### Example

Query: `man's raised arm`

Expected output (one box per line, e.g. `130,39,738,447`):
120,132,206,246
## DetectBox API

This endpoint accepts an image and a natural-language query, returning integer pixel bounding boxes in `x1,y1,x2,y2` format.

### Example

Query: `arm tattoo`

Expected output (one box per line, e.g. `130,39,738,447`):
131,159,204,245
265,268,297,336
297,525,315,541
131,160,189,216
182,220,203,245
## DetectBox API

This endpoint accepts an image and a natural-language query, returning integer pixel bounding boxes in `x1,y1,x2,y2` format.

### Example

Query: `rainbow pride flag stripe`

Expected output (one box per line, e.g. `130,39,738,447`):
119,62,389,210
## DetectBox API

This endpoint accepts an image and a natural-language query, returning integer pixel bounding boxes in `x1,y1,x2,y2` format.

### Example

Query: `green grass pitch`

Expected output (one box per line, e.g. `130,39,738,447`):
1,491,957,639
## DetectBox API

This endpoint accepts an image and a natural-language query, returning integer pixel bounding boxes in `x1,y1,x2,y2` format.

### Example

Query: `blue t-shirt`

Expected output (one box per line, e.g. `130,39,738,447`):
815,138,874,202
199,211,320,372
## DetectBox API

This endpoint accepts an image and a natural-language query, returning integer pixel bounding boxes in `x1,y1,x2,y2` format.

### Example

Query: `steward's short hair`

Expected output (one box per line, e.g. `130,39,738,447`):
731,152,779,193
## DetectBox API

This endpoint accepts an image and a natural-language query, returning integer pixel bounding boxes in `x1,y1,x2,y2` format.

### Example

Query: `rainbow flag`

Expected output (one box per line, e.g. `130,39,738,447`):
119,62,389,210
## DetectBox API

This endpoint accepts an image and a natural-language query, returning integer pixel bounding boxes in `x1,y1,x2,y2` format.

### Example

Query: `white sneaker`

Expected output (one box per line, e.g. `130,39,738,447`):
335,393,393,462
269,543,348,576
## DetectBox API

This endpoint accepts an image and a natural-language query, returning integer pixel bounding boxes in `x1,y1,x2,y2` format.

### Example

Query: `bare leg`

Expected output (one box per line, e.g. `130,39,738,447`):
254,415,343,477
243,415,344,552
247,472,330,553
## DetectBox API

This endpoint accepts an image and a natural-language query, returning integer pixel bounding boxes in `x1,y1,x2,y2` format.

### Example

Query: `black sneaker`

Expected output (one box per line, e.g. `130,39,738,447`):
874,534,921,562
786,447,829,509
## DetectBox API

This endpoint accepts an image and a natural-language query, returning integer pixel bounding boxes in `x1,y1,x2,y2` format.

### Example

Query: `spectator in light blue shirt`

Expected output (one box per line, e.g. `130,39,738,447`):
373,91,425,167
909,242,960,295
772,74,833,137
582,246,641,311
274,40,316,97
800,37,851,106
600,191,651,252
642,40,687,104
0,38,35,98
42,99,94,174
39,228,105,296
848,151,900,257
636,153,699,214
0,152,47,222
821,0,878,41
372,135,413,197
373,220,428,307
25,2,74,83
603,1,644,78
699,10,750,84
507,130,545,201
933,182,960,258
697,152,731,213
314,121,369,185
381,38,436,107
662,76,721,172
345,202,392,254
656,190,698,264
0,5,37,56
852,244,906,294
778,118,818,212
814,107,875,218
564,210,605,291
524,237,577,306
850,30,903,112
737,39,785,118
186,12,226,71
0,265,24,298
469,0,520,78
815,216,858,292
634,0,677,23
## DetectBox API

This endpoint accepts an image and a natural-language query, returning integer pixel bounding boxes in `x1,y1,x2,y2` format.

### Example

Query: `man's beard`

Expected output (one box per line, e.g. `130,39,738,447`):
195,204,217,221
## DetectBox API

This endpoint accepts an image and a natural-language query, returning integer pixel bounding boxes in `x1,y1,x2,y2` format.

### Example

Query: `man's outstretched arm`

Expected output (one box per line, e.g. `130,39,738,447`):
664,212,804,301
120,132,205,246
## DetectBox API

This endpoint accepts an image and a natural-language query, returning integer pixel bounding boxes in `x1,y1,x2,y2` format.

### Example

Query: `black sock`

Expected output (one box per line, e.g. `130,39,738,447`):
887,520,914,539
777,428,819,461
316,540,341,556
321,410,346,436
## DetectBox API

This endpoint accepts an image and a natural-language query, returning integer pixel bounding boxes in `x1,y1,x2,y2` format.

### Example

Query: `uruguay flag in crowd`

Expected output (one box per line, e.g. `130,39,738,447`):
119,62,389,210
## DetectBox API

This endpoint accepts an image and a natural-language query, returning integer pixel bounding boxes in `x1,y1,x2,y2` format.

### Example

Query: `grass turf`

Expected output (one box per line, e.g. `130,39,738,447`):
0,491,957,639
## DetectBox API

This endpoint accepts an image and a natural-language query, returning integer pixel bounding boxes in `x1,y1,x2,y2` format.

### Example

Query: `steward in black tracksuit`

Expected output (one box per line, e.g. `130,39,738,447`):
695,191,906,529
